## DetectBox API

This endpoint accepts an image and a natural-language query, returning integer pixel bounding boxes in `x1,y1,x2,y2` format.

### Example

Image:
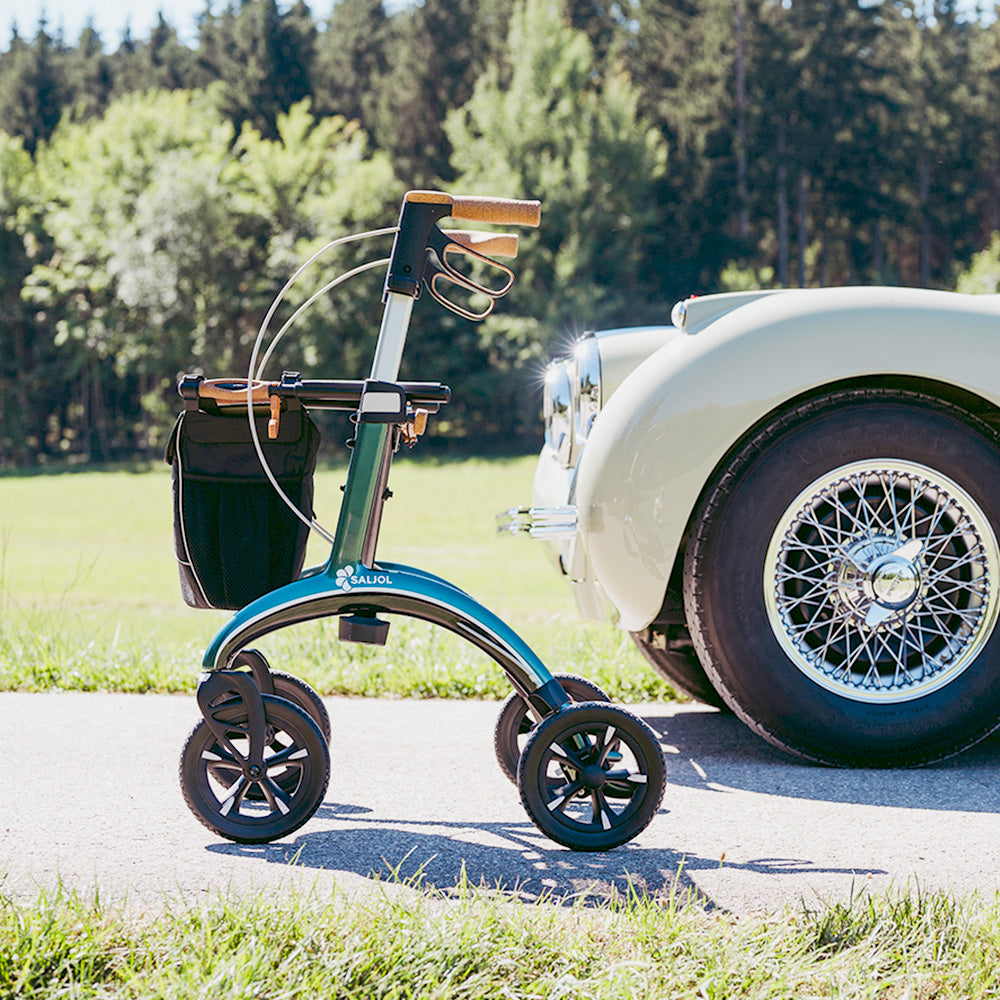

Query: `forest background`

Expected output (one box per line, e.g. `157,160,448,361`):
2,0,1000,466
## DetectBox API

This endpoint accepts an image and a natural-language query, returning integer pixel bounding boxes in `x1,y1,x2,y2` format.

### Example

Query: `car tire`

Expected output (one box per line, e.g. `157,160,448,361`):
629,628,727,709
684,388,1000,766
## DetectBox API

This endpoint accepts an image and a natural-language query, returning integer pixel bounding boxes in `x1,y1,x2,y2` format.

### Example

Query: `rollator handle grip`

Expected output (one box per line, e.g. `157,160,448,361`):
404,190,541,228
197,379,271,405
441,230,519,259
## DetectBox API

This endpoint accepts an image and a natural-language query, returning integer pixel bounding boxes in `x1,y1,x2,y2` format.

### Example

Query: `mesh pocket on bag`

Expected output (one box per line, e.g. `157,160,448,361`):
166,407,321,610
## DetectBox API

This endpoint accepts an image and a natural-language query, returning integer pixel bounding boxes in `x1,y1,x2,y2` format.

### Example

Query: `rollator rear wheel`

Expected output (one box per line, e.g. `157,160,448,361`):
517,703,665,851
180,694,329,843
493,674,609,783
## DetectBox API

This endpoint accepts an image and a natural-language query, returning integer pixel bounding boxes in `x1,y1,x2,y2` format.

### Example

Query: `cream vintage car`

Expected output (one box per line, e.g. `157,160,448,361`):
506,286,1000,767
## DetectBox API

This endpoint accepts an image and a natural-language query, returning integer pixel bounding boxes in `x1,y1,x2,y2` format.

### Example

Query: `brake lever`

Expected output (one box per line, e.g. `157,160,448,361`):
424,257,497,321
427,226,517,298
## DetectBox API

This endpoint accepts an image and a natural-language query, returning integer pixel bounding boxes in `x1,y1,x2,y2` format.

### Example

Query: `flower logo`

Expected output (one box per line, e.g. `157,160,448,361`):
335,565,355,592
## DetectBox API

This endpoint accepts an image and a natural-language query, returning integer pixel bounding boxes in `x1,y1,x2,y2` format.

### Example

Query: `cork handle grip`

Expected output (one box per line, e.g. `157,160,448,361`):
405,190,541,227
198,379,272,405
442,230,519,259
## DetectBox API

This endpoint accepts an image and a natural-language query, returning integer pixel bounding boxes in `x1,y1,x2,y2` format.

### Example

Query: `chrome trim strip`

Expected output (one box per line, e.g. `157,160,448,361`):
497,505,578,540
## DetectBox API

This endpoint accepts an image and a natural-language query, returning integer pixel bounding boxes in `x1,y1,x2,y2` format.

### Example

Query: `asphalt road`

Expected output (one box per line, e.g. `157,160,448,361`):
5,691,1000,915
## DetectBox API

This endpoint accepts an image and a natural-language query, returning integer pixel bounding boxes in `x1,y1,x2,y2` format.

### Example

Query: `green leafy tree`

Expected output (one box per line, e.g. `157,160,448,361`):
27,89,401,457
27,90,238,456
444,0,667,436
955,231,1000,293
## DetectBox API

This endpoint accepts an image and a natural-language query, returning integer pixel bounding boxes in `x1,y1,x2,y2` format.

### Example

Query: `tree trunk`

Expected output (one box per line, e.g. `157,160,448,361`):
797,167,808,287
873,215,884,283
777,121,789,287
919,154,931,288
735,0,749,240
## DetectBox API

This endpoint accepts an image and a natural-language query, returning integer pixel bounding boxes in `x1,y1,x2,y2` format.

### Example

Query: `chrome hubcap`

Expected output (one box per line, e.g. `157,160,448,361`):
764,460,1000,703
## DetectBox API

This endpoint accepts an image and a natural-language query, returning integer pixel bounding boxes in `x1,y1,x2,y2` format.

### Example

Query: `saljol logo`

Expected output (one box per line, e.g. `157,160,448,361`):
335,565,393,592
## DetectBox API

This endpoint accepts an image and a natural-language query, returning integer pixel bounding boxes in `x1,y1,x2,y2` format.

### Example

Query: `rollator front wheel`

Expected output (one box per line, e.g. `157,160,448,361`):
179,694,329,843
493,674,609,783
517,703,665,851
231,650,332,742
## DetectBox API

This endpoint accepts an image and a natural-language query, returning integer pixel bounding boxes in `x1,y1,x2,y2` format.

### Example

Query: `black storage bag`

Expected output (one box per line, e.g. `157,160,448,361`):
166,406,321,610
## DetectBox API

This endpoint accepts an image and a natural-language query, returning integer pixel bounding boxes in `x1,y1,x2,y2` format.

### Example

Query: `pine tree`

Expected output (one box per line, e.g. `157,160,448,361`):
0,20,68,152
312,0,389,127
62,24,113,119
196,0,316,138
627,0,739,293
371,0,509,186
110,14,196,95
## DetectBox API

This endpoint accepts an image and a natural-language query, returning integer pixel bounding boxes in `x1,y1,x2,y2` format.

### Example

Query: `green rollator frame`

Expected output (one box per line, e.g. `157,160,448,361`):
177,190,667,851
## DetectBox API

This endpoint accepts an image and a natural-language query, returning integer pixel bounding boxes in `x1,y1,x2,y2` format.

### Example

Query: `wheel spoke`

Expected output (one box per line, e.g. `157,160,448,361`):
550,741,589,773
603,769,644,800
766,459,1000,702
545,780,583,813
259,777,293,816
597,726,617,766
265,742,310,769
219,775,249,816
592,790,613,830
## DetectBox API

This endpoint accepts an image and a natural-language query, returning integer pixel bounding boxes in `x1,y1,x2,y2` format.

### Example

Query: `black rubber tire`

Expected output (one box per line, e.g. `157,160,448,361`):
684,389,1000,767
179,694,330,843
203,670,331,802
230,651,331,743
266,672,331,743
629,629,727,709
518,702,666,851
493,674,610,784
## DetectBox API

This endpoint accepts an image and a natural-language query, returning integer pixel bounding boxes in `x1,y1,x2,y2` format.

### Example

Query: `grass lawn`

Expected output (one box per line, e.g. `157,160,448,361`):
0,456,674,700
4,877,1000,999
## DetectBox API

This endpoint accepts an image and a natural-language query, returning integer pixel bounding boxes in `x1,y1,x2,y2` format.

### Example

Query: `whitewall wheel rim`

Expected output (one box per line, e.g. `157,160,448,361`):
764,460,1000,704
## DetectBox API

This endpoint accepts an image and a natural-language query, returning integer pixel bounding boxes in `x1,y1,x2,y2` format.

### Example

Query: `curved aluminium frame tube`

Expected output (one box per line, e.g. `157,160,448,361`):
201,563,570,716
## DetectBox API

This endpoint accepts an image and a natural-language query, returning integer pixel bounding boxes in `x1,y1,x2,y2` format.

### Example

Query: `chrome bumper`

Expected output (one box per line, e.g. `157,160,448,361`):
497,505,578,540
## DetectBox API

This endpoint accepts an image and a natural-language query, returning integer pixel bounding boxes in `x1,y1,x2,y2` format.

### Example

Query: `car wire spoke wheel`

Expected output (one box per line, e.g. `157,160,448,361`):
493,673,610,783
684,391,1000,766
180,694,329,844
766,460,1000,703
517,703,665,851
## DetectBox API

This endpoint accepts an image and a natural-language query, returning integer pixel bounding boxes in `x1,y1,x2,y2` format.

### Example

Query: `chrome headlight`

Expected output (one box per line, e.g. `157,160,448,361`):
670,298,688,331
543,361,573,466
573,334,601,448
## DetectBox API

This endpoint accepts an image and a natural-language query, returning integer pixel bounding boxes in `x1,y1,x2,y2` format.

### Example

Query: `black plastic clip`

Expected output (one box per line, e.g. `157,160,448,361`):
178,373,205,411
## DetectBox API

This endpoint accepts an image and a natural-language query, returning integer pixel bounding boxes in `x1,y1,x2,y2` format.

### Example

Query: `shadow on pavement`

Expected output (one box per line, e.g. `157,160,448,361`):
207,805,885,912
637,706,1000,812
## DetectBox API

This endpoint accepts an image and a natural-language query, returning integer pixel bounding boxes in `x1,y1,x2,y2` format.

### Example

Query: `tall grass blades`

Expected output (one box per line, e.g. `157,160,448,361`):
4,881,1000,998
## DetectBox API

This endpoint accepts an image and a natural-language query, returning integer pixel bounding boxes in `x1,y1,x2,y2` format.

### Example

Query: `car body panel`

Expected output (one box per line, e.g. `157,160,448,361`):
671,288,786,334
566,286,1000,631
594,325,684,401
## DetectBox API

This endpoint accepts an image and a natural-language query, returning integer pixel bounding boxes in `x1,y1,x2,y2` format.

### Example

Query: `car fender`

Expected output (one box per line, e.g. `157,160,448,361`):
575,285,1000,631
